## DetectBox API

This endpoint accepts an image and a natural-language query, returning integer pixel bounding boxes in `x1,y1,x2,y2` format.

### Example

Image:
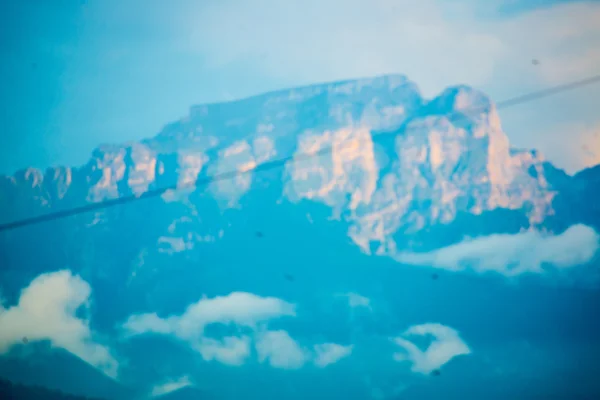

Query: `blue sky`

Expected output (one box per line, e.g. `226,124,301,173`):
1,0,599,175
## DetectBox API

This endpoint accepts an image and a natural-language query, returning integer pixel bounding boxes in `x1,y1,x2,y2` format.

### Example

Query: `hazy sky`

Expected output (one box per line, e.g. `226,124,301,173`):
1,0,599,175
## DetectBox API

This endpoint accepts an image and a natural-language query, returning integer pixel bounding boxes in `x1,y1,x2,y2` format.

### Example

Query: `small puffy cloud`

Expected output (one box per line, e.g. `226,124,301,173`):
396,225,600,276
0,270,119,378
255,330,309,369
255,330,353,369
124,292,354,369
151,375,193,398
178,292,295,333
194,336,252,366
392,323,471,374
313,343,353,368
123,292,296,367
337,292,372,311
123,292,296,340
124,313,174,336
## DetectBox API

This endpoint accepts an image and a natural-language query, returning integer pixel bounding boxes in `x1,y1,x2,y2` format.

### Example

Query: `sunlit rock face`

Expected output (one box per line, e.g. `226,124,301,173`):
282,84,560,254
0,74,599,400
284,127,379,216
209,136,277,208
0,74,596,272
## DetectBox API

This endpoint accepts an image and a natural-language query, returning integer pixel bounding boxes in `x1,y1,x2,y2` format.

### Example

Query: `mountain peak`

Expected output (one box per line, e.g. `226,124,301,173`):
323,73,413,93
427,85,493,114
191,73,415,109
156,74,423,145
0,74,595,256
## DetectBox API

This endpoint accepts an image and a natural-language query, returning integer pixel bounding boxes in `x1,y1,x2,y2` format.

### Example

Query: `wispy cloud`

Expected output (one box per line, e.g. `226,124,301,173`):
336,292,372,311
541,123,600,174
151,375,193,398
313,343,354,367
183,0,600,97
184,0,500,97
392,323,471,374
395,224,600,277
0,270,119,378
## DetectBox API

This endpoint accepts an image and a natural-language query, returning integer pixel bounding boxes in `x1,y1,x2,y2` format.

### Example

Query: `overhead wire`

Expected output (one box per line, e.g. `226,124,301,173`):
1,73,599,233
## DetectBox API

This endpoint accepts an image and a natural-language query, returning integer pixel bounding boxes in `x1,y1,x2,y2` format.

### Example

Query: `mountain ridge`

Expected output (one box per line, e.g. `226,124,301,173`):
1,74,599,399
0,73,598,263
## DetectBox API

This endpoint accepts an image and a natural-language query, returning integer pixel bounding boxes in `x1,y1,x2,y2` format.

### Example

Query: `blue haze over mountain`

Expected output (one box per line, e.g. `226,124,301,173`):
0,75,599,399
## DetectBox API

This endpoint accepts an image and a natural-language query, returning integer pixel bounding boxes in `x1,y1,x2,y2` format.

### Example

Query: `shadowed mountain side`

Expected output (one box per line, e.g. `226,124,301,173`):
0,344,133,400
0,377,106,400
0,74,599,399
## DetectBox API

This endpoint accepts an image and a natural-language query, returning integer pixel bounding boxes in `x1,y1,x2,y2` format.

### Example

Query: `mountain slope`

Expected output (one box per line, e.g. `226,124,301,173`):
0,377,106,400
0,345,132,400
0,75,591,260
0,73,599,399
0,74,597,288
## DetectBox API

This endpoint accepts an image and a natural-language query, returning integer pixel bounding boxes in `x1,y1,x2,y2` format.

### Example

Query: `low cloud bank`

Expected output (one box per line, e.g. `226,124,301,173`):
151,375,193,397
395,224,599,276
123,292,353,369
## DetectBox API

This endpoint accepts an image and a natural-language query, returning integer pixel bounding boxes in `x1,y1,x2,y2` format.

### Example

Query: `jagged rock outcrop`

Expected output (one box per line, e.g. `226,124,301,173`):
0,74,597,290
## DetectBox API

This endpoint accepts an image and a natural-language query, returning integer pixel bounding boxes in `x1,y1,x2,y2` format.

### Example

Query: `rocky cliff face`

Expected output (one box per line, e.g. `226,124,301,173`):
0,74,598,299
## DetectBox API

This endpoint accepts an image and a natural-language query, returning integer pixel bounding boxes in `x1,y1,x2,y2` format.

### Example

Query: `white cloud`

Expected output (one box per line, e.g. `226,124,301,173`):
194,336,252,366
313,343,353,368
255,330,309,369
396,224,600,277
124,292,354,369
0,270,119,378
255,330,354,369
392,323,471,374
182,0,600,97
337,292,372,311
123,292,296,340
151,375,193,398
123,292,296,367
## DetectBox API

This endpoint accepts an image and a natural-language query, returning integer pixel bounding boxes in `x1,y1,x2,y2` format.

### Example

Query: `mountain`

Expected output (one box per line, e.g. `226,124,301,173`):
1,74,596,254
0,377,106,400
0,344,133,400
549,164,600,231
0,74,599,397
1,74,598,295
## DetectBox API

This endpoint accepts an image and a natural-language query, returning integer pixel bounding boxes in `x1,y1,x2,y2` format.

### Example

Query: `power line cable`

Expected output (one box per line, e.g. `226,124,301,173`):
1,73,599,233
